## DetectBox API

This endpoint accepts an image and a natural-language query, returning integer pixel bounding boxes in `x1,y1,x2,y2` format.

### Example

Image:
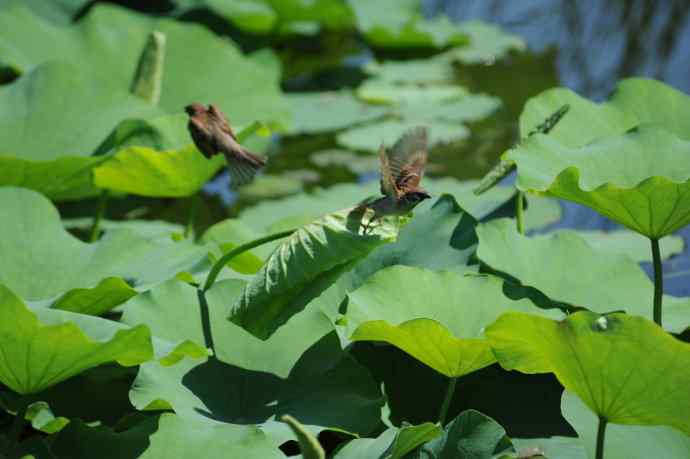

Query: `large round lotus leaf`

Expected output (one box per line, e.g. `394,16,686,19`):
337,119,469,152
0,188,208,301
286,90,390,134
126,282,383,438
50,414,285,459
0,4,289,128
508,125,690,238
477,219,690,333
346,266,562,377
0,283,153,394
0,0,89,24
517,78,690,146
486,311,690,435
0,61,163,160
561,391,690,459
229,208,399,340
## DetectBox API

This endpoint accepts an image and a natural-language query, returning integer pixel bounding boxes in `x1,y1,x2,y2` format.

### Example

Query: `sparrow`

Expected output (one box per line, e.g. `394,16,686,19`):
359,126,431,232
185,102,266,187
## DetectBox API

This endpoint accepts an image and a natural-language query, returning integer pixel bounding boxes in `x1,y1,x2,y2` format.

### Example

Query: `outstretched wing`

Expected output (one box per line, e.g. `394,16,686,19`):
387,126,428,193
208,104,237,140
379,143,397,198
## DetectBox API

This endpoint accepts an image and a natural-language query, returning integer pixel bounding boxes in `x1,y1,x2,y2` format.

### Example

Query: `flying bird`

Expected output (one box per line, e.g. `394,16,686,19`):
185,102,266,187
359,127,431,232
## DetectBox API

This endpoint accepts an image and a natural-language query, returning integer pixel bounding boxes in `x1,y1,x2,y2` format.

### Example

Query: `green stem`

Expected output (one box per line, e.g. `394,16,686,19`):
185,194,199,240
202,229,296,292
89,190,109,242
651,238,663,326
438,377,457,425
7,403,27,454
515,191,525,235
595,416,607,459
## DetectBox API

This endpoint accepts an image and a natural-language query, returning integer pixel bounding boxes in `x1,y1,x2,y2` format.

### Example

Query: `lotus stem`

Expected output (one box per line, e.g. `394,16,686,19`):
651,238,663,326
438,377,457,425
196,288,216,354
89,190,109,242
516,191,525,235
202,229,296,292
130,31,166,105
595,416,607,459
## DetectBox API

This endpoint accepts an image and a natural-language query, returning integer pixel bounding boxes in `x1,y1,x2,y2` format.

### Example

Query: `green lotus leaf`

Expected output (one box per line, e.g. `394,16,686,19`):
202,220,267,275
51,277,137,316
93,146,225,197
0,60,162,160
237,173,305,203
333,423,441,459
364,54,456,85
518,78,690,146
229,207,399,339
508,125,690,238
0,283,152,394
125,280,383,438
63,218,184,242
50,414,286,459
477,219,690,332
0,187,208,301
356,80,468,105
286,90,390,134
349,0,467,48
445,21,527,64
556,229,683,262
0,154,104,201
310,149,381,175
174,0,277,34
346,266,562,377
337,119,469,152
0,0,89,24
486,311,690,434
412,410,513,458
561,391,690,459
0,4,289,127
25,401,70,434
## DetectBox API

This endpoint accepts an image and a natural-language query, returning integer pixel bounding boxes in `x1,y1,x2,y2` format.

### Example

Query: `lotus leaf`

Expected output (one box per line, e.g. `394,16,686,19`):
561,391,690,459
346,266,562,377
486,311,690,434
477,219,690,332
0,283,152,394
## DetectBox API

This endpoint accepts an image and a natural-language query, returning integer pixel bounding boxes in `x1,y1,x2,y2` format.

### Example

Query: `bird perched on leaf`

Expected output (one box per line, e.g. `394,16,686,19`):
359,126,431,232
185,102,266,187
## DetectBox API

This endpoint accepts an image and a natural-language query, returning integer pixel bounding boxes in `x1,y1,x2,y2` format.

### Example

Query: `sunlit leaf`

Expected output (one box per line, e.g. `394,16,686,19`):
51,277,137,316
486,311,690,435
0,283,152,394
0,187,207,301
346,266,562,377
477,219,690,332
229,208,398,339
560,391,690,459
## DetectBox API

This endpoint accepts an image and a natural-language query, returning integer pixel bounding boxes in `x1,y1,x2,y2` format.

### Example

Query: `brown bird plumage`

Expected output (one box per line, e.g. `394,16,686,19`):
185,102,266,187
359,127,431,232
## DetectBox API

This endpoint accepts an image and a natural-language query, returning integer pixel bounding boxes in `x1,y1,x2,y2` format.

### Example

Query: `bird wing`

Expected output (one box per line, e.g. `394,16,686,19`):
208,104,237,140
378,143,398,198
387,127,428,193
188,117,216,158
224,152,262,188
